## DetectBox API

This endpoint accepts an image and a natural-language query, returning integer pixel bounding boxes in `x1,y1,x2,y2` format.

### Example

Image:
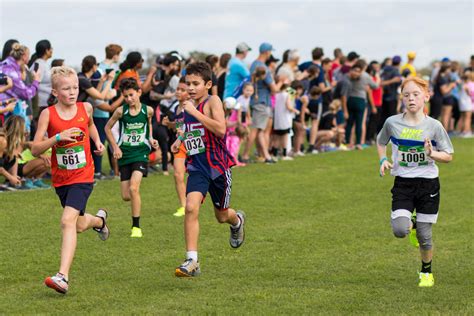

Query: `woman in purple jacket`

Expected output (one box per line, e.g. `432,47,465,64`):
0,43,40,126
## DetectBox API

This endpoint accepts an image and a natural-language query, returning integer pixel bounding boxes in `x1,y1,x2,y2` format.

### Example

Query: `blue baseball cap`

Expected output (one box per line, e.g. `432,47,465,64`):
259,42,274,53
441,57,450,62
392,55,402,64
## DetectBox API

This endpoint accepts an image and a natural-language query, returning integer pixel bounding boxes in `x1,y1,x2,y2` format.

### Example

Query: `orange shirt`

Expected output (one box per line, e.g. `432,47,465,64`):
114,69,141,90
47,103,94,187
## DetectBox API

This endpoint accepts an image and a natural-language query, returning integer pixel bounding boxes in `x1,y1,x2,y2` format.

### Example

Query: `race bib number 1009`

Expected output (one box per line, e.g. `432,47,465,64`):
397,145,428,167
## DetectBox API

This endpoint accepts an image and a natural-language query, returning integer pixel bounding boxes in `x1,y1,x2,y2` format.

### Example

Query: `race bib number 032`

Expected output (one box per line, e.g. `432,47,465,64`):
184,130,205,156
56,145,87,170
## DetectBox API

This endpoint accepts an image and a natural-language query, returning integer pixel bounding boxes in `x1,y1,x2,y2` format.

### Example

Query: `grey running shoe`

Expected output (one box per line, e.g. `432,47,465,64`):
94,209,109,241
44,273,68,294
230,211,246,248
175,258,201,277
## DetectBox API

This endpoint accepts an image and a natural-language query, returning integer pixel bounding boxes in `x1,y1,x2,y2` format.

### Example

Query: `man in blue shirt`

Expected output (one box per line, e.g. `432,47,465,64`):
223,42,251,99
241,42,283,164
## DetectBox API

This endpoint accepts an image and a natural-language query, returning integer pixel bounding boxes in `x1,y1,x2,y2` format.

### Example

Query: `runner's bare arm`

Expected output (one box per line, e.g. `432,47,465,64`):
183,96,226,138
104,107,123,150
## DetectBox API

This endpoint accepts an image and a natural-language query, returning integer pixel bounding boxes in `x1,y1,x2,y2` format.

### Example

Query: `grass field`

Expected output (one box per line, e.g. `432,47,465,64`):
1,138,473,314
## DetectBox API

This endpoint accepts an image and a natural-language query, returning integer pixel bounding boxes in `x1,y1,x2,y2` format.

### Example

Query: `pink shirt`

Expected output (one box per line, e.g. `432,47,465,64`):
467,82,474,103
227,109,239,134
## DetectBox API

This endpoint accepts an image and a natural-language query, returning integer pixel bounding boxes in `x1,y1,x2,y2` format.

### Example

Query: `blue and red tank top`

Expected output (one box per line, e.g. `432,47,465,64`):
183,98,235,179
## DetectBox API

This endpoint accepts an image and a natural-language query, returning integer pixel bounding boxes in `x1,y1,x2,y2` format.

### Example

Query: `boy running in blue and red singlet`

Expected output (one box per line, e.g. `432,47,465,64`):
171,62,246,277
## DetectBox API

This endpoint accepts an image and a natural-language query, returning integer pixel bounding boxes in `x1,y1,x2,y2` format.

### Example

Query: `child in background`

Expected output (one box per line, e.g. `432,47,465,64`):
236,82,253,127
167,77,189,217
315,99,345,151
224,97,246,166
306,86,323,154
291,80,308,156
272,85,299,160
457,71,473,137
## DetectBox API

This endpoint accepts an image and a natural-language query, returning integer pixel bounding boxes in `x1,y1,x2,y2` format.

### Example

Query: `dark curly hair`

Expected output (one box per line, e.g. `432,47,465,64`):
119,77,140,92
185,61,212,83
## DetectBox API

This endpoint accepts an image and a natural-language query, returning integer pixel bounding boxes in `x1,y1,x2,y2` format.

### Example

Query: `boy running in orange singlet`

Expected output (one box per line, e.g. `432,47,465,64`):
32,66,109,294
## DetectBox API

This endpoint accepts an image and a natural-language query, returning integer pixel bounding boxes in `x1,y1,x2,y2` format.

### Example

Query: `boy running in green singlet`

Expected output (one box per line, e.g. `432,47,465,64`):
105,78,158,237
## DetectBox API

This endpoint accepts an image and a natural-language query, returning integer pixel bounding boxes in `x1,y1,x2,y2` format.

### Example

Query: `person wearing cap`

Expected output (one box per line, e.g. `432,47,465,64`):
401,51,417,78
223,42,251,99
241,42,283,164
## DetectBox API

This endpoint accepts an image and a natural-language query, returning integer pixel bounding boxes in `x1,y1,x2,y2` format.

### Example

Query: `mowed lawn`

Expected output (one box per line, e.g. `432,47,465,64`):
1,139,473,314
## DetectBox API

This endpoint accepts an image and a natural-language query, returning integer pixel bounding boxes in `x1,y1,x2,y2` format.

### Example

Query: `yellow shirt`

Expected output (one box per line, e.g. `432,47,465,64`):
401,63,417,77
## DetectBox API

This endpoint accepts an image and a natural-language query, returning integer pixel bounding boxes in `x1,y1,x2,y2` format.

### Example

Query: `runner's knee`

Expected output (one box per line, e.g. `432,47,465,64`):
416,222,433,250
391,215,411,238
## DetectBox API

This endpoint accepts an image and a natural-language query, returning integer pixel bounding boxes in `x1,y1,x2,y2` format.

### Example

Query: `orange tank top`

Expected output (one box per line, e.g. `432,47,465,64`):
47,103,94,187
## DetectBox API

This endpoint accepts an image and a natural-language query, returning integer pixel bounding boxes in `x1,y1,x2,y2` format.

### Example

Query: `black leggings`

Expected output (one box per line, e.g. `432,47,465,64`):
345,97,366,145
152,123,169,171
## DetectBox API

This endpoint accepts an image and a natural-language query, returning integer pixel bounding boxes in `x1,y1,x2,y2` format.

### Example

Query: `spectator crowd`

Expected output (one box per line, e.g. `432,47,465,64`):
1,38,473,192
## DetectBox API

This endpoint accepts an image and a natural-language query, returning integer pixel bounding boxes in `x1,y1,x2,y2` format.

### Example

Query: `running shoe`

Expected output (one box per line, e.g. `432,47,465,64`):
44,272,68,294
281,156,294,161
418,272,434,287
131,227,143,238
33,179,50,188
93,209,110,241
21,179,35,190
175,258,200,277
173,206,185,217
230,211,246,248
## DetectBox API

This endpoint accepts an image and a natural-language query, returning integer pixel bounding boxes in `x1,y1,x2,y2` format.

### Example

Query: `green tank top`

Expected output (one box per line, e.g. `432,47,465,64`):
117,103,151,166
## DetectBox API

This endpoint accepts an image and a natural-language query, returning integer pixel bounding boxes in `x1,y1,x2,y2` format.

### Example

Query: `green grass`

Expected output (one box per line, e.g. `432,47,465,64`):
1,139,473,315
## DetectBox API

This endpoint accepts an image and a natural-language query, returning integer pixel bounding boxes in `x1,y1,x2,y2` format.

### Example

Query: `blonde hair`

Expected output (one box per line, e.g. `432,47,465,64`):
401,77,429,94
51,66,77,88
329,99,342,112
4,115,25,159
10,43,29,61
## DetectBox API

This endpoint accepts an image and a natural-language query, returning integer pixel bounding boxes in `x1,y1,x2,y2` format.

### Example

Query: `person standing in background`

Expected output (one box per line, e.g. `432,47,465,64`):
28,40,53,116
223,42,251,99
401,51,417,78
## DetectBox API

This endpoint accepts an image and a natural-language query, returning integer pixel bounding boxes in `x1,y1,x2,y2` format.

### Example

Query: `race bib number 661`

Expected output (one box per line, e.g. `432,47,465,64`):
56,145,87,170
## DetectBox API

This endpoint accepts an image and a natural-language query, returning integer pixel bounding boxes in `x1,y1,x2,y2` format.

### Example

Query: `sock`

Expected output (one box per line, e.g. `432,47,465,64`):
271,147,278,156
186,251,198,261
282,148,287,157
421,260,432,273
132,216,140,228
308,144,314,151
231,216,241,229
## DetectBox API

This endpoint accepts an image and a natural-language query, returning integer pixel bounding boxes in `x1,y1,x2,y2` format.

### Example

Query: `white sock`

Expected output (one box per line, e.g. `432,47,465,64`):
231,216,241,229
186,251,198,261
